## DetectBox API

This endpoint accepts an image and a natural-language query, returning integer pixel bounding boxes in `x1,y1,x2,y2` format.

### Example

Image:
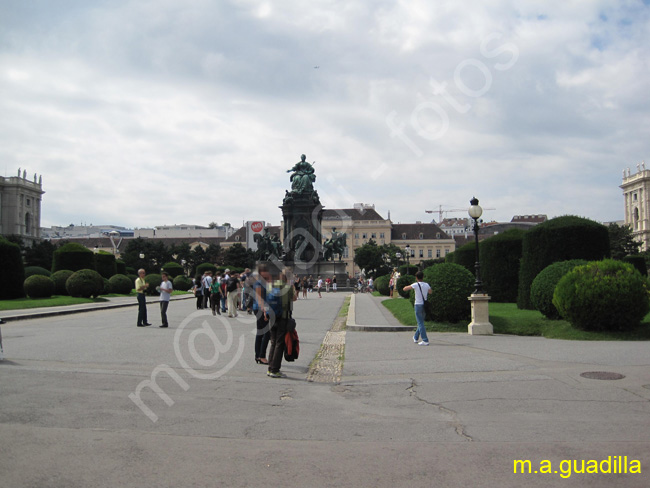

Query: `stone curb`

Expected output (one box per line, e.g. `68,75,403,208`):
1,295,195,323
345,294,416,332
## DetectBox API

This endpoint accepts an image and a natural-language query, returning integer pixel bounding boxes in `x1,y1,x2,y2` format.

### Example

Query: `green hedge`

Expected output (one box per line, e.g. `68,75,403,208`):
161,261,184,278
94,251,117,278
398,265,419,276
418,263,474,322
374,274,390,296
116,259,127,275
108,274,133,295
144,273,162,296
446,241,475,273
0,237,25,299
24,266,52,278
530,259,587,319
517,216,609,309
52,243,95,273
196,263,218,276
66,269,104,298
24,275,55,298
553,260,649,331
396,274,416,299
480,229,525,302
51,270,74,295
622,255,647,276
173,275,193,292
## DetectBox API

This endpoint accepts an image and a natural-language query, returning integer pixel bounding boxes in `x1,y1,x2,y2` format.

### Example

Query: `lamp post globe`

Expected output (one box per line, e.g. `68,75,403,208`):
468,197,483,294
405,245,410,273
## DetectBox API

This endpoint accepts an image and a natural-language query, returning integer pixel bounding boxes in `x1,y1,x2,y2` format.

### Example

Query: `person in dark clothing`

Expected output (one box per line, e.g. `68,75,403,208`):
267,270,297,378
253,265,272,365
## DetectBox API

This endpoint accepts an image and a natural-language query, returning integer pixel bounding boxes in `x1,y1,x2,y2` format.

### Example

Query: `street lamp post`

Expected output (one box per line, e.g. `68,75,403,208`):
468,197,483,294
467,197,493,335
395,251,402,272
405,245,411,274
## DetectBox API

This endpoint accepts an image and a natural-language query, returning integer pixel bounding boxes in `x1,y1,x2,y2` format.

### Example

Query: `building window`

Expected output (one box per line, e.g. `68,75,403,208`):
445,249,450,255
371,233,376,239
26,198,31,207
419,249,423,258
354,233,359,239
419,233,424,239
436,233,440,239
362,233,367,239
634,193,638,201
436,249,441,258
235,236,240,241
411,249,415,257
380,232,385,239
402,233,407,239
25,212,32,235
343,246,349,258
428,249,432,258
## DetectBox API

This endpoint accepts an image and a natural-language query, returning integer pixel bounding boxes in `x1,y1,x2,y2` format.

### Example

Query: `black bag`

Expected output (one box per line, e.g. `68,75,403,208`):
417,283,432,318
226,277,238,293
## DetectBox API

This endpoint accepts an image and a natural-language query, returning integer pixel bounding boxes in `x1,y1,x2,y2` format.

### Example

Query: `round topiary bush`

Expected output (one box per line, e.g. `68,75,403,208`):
480,228,526,302
108,274,133,295
374,274,390,296
530,259,587,319
24,275,55,298
66,269,104,298
0,237,25,299
127,274,138,287
24,266,52,278
161,262,184,279
52,242,95,273
553,259,649,332
195,263,218,276
144,273,162,296
530,259,587,320
398,265,419,276
101,277,111,295
396,274,416,298
418,263,474,322
116,259,127,275
173,275,192,292
94,251,117,278
51,270,74,295
517,216,610,309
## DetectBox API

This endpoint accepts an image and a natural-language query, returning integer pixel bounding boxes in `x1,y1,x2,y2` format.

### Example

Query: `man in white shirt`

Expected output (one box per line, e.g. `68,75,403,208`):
201,271,212,310
159,272,173,328
403,271,432,345
317,276,323,298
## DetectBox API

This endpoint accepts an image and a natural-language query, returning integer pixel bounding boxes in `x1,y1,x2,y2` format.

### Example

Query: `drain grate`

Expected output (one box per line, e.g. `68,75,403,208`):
580,371,625,380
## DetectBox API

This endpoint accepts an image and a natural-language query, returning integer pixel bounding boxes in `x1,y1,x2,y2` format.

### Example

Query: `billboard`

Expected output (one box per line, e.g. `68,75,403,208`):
246,221,265,250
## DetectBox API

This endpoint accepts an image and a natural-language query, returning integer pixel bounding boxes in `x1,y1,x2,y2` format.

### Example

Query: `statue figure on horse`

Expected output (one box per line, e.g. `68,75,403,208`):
323,228,347,261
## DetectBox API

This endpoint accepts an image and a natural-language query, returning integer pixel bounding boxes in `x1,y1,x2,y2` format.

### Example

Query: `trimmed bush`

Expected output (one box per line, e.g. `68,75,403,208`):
52,243,95,273
0,237,25,299
24,266,52,278
446,241,475,273
51,270,74,295
126,266,136,275
480,229,525,302
173,275,193,292
144,273,162,296
517,216,610,309
418,263,474,322
553,260,649,331
94,251,117,278
127,274,138,287
102,277,111,295
530,260,587,319
196,263,218,276
396,274,416,298
66,269,104,298
374,274,390,296
116,259,127,275
623,255,647,277
108,274,133,295
24,275,55,298
161,261,184,278
398,265,419,276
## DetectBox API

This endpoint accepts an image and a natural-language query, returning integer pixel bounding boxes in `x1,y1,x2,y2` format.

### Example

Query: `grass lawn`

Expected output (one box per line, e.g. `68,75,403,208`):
381,297,650,341
0,290,192,311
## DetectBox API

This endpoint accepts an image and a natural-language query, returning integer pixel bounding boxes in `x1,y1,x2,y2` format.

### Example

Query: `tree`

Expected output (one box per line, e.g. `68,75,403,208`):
205,243,222,263
170,242,192,263
24,240,58,269
608,223,641,260
222,243,256,269
121,238,172,274
208,222,219,229
353,240,385,277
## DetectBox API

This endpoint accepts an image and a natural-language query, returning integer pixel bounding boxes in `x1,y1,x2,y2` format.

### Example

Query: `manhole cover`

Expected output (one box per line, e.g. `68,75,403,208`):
580,372,625,380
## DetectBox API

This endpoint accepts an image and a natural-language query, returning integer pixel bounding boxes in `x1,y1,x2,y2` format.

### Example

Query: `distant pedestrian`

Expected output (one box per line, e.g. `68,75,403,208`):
368,277,374,293
209,276,221,315
317,276,323,298
201,271,212,310
192,274,203,310
332,276,337,292
253,265,272,365
135,269,151,327
325,277,331,293
403,271,432,346
220,273,228,313
389,276,395,298
301,276,308,299
159,272,173,328
267,270,297,378
227,272,240,317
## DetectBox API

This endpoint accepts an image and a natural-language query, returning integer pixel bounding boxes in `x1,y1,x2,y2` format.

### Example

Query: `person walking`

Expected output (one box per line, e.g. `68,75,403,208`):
159,271,173,328
267,270,296,378
209,276,221,315
301,276,308,299
192,274,203,310
403,271,432,346
201,271,212,310
219,273,228,313
317,276,323,298
332,275,337,292
135,269,151,327
253,265,272,365
227,272,240,317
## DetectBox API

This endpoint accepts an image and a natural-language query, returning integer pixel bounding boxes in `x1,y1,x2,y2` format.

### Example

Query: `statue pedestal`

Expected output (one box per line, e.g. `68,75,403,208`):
280,260,347,282
467,294,493,335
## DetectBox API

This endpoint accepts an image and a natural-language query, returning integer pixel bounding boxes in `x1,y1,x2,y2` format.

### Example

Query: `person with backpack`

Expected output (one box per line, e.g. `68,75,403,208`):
267,270,297,378
209,275,221,316
403,271,432,346
192,274,203,310
253,265,272,364
226,272,240,318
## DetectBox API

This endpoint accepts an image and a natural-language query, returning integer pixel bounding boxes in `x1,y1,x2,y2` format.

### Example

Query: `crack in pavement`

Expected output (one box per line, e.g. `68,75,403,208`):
406,378,474,442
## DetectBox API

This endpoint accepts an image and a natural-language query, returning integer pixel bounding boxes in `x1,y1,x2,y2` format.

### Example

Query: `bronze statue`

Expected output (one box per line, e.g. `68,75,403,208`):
323,227,347,261
287,154,316,194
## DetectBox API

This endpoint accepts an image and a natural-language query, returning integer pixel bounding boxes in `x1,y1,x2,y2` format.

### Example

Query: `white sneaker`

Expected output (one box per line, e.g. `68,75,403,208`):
418,341,429,346
413,337,418,343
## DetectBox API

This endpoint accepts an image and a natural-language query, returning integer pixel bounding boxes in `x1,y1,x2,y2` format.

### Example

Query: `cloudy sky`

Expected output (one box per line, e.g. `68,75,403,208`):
1,0,648,230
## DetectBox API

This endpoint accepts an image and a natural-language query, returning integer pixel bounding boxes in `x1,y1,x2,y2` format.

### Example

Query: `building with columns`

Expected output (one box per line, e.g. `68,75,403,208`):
0,169,45,246
621,163,650,251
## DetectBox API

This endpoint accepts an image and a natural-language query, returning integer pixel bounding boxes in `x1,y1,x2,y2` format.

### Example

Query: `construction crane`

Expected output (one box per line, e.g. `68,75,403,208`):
426,204,495,223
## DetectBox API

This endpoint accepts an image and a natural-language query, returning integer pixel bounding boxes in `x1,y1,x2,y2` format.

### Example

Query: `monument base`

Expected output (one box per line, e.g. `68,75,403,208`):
257,259,347,283
468,293,493,335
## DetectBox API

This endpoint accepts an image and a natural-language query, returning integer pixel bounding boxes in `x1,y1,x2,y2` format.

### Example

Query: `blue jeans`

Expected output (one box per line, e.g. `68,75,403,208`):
414,304,428,342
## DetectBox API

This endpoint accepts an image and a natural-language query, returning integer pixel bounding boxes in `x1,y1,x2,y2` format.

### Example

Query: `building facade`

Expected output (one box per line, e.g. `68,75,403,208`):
621,164,650,251
0,169,45,246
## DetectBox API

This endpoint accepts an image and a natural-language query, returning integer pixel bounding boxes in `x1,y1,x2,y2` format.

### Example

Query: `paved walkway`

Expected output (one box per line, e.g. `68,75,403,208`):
1,292,649,487
347,293,414,331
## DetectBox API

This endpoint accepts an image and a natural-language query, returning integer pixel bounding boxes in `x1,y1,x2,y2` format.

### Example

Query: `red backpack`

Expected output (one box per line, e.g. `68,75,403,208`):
284,329,299,362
